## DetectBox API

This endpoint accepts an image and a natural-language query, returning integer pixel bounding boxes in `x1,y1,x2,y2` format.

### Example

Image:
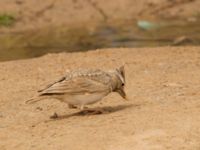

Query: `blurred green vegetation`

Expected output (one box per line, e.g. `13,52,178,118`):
0,14,15,26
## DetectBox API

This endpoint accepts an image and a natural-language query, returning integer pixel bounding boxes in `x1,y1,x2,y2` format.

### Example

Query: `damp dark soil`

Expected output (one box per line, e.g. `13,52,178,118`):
0,18,200,61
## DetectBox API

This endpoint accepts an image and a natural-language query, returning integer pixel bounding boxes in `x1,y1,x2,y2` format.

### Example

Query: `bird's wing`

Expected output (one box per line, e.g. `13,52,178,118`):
38,76,66,93
39,75,111,96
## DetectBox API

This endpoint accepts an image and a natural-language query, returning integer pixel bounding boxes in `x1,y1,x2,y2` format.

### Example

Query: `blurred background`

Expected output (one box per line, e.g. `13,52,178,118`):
0,0,200,61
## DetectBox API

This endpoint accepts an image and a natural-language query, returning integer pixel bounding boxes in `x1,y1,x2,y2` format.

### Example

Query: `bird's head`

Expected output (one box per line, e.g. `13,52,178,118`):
113,65,127,100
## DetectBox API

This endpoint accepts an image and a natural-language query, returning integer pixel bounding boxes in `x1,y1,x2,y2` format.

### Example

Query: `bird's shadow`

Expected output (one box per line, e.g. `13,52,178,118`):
46,103,138,121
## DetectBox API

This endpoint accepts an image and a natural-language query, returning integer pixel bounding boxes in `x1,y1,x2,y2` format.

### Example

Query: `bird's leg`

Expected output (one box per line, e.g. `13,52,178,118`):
80,105,85,111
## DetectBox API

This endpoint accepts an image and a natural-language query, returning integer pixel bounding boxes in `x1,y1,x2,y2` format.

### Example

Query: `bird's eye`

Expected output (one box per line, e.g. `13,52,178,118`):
122,83,125,86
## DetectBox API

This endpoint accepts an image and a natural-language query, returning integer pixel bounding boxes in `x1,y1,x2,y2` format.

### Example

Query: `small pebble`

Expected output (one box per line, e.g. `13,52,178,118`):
50,112,58,119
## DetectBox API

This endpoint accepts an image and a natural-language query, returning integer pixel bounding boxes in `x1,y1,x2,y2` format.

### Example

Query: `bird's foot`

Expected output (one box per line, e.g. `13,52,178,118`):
80,108,107,115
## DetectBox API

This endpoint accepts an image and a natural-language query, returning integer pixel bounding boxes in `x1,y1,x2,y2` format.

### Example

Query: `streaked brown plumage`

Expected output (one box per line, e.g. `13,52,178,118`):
26,66,126,110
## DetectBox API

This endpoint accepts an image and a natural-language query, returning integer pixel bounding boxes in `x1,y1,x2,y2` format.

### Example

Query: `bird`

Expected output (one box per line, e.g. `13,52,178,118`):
26,66,127,112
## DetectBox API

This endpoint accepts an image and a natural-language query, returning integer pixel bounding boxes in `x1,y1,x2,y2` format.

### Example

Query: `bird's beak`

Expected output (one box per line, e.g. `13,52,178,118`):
117,88,127,100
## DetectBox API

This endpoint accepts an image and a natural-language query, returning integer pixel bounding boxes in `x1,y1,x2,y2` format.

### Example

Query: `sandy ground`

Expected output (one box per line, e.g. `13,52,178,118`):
0,47,200,150
0,0,200,32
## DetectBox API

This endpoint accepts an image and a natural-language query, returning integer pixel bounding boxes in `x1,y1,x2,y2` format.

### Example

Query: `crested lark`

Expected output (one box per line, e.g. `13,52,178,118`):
26,66,126,111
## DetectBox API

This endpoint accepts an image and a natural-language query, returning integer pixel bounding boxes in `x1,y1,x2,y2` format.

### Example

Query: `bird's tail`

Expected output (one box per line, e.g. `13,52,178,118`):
25,95,46,104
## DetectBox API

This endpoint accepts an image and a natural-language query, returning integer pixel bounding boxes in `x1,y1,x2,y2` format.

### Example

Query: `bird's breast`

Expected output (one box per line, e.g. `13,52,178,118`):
63,92,109,106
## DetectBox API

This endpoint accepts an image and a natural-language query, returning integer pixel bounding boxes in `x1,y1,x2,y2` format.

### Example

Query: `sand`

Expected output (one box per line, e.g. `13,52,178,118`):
0,0,200,32
0,47,200,150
